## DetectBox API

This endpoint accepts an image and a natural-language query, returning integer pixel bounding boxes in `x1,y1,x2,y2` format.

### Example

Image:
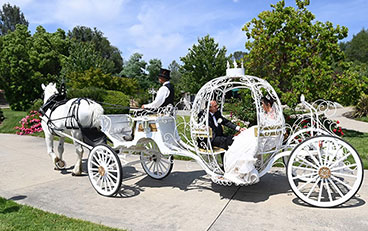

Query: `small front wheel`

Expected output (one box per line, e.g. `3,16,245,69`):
287,136,364,207
139,139,173,179
87,145,122,196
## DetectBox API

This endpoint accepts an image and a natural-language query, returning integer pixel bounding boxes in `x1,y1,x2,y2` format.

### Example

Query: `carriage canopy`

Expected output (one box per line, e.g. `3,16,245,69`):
189,65,285,156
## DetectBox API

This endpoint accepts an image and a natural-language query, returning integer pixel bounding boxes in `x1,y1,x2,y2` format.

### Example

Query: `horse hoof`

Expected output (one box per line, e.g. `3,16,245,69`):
71,172,81,176
56,160,66,169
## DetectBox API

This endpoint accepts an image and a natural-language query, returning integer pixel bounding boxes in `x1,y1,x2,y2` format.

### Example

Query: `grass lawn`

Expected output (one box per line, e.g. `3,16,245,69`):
0,109,27,134
0,197,124,231
356,116,368,123
342,129,368,169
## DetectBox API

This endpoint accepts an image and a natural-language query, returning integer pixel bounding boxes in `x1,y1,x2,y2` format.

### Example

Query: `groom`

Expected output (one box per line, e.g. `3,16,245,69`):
208,100,245,150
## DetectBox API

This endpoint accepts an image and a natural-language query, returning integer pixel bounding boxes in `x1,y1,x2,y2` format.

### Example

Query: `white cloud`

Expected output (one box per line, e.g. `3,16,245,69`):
213,25,247,55
122,2,191,66
24,0,128,28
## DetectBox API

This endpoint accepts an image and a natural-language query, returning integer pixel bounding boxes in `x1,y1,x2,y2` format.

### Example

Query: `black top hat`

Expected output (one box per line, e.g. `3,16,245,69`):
158,68,171,80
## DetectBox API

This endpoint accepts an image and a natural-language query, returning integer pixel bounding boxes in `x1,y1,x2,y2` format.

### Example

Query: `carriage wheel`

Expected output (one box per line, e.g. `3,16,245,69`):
287,135,364,207
87,144,122,197
139,139,173,179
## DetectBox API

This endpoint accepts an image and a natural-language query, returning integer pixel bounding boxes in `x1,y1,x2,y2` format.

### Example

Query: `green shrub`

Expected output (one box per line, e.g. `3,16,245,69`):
67,87,106,102
354,93,368,118
223,89,257,126
64,87,129,114
134,90,151,106
67,68,138,96
102,90,130,114
29,99,44,112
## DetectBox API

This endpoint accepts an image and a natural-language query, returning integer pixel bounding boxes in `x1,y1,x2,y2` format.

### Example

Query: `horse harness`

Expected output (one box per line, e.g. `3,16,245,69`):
40,95,94,136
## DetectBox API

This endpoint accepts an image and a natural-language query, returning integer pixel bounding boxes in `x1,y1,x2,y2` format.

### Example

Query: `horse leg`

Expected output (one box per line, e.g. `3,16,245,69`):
56,137,66,169
44,131,61,170
71,130,84,176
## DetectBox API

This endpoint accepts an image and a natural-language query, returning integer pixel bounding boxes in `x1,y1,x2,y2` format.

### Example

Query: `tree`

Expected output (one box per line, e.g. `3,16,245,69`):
0,25,70,110
0,3,28,35
340,29,368,63
242,0,349,106
32,26,69,81
0,25,35,110
62,40,115,78
146,58,162,89
168,60,182,85
230,51,247,62
68,26,123,74
120,53,147,89
180,35,228,93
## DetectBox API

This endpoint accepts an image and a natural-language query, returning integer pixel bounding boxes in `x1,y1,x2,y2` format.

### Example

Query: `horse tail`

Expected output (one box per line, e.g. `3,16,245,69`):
89,101,104,128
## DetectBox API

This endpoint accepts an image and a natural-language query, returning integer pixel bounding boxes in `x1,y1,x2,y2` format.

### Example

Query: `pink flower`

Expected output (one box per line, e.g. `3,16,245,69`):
336,120,340,124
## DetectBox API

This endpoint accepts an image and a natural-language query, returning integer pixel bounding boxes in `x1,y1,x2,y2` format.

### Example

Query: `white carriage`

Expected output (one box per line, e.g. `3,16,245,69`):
42,65,364,208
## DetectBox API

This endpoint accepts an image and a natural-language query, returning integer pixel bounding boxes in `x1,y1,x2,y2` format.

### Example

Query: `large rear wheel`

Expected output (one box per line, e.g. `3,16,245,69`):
287,135,364,207
139,139,173,179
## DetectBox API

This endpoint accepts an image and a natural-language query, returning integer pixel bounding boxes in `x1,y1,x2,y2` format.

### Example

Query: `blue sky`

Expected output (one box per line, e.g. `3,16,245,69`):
1,0,367,67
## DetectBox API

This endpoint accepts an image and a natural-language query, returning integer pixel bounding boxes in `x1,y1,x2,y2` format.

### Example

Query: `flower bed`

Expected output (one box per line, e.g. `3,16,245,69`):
15,111,43,135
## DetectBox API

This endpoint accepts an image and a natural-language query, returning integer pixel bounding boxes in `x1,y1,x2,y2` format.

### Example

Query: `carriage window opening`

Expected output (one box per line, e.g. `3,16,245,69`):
223,88,257,136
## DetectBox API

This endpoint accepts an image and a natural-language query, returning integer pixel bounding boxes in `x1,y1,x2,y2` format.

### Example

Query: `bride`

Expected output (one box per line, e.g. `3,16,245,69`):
223,95,278,185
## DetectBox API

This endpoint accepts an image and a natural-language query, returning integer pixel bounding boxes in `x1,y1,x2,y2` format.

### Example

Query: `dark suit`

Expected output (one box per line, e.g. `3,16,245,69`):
209,111,238,150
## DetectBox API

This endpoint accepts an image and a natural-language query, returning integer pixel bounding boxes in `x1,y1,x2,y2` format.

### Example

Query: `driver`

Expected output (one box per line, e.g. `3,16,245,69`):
124,68,174,141
141,68,174,110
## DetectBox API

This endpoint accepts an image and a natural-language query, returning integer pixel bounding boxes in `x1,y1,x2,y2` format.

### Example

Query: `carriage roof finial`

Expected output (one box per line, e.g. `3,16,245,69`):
226,60,245,76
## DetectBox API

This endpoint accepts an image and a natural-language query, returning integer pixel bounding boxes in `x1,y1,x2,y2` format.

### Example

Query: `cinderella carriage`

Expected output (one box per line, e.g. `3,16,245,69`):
41,63,364,208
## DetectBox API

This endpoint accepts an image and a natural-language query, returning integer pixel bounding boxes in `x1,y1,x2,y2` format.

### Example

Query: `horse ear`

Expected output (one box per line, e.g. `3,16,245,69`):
41,83,46,90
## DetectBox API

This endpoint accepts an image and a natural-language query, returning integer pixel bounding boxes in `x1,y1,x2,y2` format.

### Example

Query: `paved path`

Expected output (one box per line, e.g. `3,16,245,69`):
0,134,367,231
326,106,368,133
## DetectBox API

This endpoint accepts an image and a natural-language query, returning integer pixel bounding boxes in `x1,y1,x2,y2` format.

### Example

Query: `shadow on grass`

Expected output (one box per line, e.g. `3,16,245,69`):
0,197,21,214
0,206,21,214
342,129,365,138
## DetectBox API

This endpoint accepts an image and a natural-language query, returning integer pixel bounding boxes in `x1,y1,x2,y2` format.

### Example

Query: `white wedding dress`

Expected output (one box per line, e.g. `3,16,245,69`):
223,126,259,185
223,108,280,185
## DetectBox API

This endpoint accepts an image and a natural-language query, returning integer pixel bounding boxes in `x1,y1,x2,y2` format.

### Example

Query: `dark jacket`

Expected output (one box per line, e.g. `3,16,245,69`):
161,82,174,107
209,110,237,142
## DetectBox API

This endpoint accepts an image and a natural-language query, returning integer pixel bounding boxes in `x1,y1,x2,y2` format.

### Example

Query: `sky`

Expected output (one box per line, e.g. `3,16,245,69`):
1,0,367,67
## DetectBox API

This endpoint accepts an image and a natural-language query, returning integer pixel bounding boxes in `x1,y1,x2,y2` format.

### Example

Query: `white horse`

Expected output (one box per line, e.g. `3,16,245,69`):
40,83,104,175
